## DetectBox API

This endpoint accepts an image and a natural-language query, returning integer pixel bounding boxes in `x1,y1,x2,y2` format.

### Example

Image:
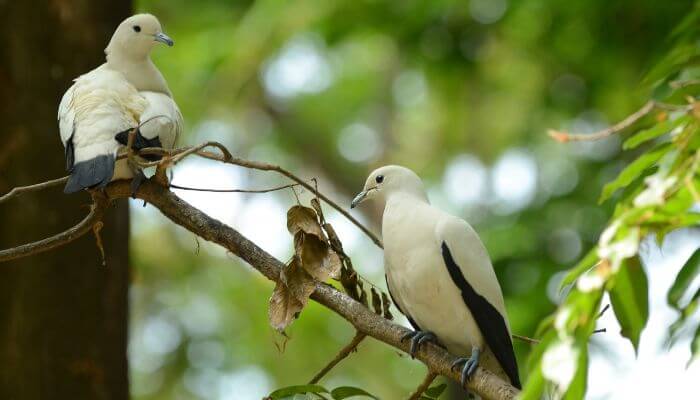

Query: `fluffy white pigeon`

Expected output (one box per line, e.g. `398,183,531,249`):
58,14,182,194
351,165,520,389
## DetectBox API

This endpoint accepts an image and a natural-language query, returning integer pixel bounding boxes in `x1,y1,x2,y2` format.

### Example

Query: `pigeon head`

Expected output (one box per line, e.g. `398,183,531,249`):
351,165,427,209
106,14,173,61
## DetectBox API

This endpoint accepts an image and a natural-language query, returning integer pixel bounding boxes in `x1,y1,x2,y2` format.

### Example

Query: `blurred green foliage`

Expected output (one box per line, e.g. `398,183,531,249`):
130,0,696,398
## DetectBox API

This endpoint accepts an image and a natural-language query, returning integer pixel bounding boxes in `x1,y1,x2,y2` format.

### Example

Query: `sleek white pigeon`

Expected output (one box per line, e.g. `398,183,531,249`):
58,14,182,194
351,165,520,389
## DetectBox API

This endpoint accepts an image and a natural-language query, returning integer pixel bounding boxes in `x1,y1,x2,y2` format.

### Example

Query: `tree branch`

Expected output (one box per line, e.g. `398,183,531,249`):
308,331,367,384
0,165,517,399
0,176,68,204
0,191,107,262
96,180,518,400
407,371,438,400
547,100,692,142
138,145,383,248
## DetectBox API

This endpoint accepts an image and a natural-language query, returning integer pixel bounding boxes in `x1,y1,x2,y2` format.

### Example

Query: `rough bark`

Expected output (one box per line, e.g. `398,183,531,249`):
0,2,131,399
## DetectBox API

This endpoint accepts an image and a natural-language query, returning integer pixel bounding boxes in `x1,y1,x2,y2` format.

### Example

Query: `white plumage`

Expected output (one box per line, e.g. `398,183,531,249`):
351,165,520,389
58,14,181,193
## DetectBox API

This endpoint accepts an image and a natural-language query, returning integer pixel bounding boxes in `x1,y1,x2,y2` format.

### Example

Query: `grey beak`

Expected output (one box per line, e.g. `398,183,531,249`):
154,32,174,46
350,190,368,209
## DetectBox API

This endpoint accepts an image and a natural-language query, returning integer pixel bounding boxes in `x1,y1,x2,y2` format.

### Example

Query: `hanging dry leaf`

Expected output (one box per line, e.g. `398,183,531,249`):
287,205,342,282
381,292,394,320
371,288,382,315
287,205,326,239
268,259,316,332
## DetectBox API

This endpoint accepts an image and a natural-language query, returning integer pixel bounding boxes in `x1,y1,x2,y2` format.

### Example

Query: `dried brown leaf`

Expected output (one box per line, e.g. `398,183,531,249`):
268,259,316,331
310,197,324,222
287,205,325,239
371,288,382,315
381,292,394,320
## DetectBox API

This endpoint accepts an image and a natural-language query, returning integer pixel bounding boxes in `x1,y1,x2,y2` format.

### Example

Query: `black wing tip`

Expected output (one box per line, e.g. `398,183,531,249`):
63,154,115,194
440,242,521,389
115,128,163,161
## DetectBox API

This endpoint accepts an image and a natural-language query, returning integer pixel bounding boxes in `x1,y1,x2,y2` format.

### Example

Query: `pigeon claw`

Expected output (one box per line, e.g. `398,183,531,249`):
401,330,438,359
451,347,481,387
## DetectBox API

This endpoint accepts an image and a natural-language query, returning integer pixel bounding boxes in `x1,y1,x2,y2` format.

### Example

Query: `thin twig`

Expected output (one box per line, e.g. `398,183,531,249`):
140,145,383,248
512,334,540,345
1,179,520,399
168,182,300,194
548,100,655,142
547,100,692,143
407,371,438,400
0,176,68,204
308,332,367,384
0,192,107,262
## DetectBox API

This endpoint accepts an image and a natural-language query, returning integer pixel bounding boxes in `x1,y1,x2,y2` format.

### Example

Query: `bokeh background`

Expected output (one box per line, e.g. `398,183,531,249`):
121,0,697,398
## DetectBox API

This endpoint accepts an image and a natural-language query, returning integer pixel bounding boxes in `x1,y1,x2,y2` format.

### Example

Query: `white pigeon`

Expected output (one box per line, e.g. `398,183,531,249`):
58,14,182,194
351,165,520,389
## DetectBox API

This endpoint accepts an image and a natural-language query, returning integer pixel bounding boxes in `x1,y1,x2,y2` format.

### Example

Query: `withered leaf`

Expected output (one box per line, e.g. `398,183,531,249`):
287,205,326,239
381,292,394,320
310,198,324,222
268,259,316,332
359,288,368,306
288,205,341,282
371,288,382,315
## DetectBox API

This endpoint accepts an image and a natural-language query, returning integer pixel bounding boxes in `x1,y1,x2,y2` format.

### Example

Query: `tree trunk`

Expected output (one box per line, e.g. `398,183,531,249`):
0,1,131,399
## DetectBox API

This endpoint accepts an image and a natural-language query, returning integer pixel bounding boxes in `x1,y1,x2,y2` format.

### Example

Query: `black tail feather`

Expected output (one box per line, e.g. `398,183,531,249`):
63,154,116,194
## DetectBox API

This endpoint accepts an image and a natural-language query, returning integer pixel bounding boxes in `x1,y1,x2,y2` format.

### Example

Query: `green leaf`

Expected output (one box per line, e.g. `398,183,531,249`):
690,324,700,368
268,385,329,399
609,257,649,353
424,383,446,398
599,143,671,203
668,249,700,310
623,116,689,150
330,386,378,400
563,344,588,400
559,247,600,291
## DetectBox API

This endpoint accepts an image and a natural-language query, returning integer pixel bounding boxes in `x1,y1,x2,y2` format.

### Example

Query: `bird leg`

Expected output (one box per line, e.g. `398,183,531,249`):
401,330,439,358
451,347,481,387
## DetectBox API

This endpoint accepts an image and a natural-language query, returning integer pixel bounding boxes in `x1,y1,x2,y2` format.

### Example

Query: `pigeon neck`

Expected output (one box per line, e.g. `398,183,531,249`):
106,55,172,96
386,190,430,207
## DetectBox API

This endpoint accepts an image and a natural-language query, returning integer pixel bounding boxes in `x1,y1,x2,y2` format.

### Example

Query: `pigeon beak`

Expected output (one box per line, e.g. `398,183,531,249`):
351,190,368,209
154,32,174,47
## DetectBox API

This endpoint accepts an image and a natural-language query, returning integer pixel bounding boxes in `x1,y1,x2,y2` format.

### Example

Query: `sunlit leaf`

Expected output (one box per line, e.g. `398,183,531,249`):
609,257,649,352
668,248,700,310
623,116,689,150
424,383,446,398
690,324,700,367
599,143,672,203
563,346,588,400
268,384,329,399
559,247,600,291
330,386,378,399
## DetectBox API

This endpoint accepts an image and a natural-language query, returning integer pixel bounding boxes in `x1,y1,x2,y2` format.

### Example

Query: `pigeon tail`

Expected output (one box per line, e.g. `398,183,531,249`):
64,154,116,194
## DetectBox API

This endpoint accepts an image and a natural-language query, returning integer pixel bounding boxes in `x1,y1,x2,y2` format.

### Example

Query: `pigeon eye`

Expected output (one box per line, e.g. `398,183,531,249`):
375,175,384,184
133,25,141,33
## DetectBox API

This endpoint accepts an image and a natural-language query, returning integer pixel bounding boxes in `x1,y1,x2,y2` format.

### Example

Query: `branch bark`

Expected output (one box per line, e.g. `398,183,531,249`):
101,180,517,400
1,178,519,400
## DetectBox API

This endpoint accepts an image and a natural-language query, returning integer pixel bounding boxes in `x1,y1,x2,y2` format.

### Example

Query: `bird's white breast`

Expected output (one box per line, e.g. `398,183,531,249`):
382,195,483,356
